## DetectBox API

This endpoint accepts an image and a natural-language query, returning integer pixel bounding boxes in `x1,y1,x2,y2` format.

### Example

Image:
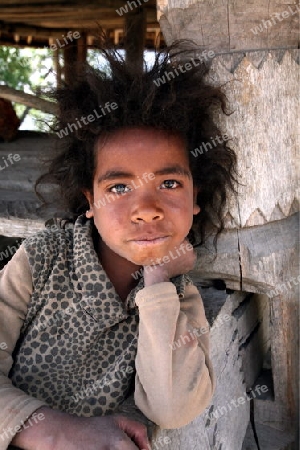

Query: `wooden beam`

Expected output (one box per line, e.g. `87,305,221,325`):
0,0,155,11
0,85,58,115
0,5,157,28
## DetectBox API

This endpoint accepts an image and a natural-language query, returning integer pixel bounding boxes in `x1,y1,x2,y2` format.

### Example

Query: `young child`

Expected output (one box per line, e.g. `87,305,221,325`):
0,43,236,450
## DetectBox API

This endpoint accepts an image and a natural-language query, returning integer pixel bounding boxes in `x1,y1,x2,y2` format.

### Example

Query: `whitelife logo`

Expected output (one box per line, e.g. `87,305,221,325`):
0,412,45,442
116,0,149,16
170,314,231,351
0,153,21,171
207,385,269,421
190,134,229,157
250,5,300,35
48,31,81,51
153,50,215,87
56,102,118,139
0,240,23,262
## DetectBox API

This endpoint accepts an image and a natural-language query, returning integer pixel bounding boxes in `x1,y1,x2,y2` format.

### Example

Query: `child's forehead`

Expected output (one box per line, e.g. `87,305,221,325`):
95,126,187,156
93,127,191,179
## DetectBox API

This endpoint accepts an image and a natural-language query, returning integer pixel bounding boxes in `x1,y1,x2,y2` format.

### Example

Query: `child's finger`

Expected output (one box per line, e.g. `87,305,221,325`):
113,415,151,450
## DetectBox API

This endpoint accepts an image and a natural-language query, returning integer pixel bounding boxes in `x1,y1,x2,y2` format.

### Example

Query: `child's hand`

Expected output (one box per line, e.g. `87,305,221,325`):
11,406,150,450
143,239,196,286
51,414,150,450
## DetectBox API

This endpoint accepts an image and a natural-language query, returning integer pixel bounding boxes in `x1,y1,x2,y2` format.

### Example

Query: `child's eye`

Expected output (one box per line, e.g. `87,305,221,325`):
109,184,132,194
161,180,181,189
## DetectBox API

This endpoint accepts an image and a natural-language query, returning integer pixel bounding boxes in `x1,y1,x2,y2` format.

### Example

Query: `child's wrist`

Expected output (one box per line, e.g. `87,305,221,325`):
143,266,170,286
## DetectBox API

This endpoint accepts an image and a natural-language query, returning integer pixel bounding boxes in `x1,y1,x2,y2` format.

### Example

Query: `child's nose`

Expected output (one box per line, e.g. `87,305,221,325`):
131,196,164,223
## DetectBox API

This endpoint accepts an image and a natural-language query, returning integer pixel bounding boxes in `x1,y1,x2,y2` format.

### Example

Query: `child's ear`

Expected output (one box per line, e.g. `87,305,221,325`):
193,186,200,216
83,190,94,218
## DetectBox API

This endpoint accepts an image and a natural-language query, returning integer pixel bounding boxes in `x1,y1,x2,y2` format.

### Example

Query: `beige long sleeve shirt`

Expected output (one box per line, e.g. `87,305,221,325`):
0,215,214,449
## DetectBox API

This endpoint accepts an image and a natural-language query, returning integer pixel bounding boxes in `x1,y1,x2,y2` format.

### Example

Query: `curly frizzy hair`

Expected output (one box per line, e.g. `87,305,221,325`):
36,41,237,246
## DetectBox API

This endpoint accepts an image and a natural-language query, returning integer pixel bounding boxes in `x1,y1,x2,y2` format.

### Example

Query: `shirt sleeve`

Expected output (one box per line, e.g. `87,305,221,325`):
134,281,215,429
0,245,47,450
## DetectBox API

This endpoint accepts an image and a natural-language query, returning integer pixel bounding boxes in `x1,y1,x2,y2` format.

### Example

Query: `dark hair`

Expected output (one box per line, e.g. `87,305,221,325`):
36,41,237,246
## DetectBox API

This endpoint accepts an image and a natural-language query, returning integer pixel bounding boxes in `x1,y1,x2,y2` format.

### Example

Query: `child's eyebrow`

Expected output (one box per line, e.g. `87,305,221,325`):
154,165,192,179
97,170,133,184
97,165,191,184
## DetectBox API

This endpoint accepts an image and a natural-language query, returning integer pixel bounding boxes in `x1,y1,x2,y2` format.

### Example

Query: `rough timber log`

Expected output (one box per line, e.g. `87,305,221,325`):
0,134,57,237
156,1,299,449
0,85,58,115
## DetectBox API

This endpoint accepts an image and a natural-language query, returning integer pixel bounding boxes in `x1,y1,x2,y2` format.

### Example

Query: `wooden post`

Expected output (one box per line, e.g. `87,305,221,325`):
63,42,77,85
53,48,62,88
156,1,299,449
63,33,87,85
125,7,147,71
77,31,87,77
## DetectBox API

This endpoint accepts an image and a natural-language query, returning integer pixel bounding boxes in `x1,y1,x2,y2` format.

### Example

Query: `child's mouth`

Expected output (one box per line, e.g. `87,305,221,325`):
130,236,170,246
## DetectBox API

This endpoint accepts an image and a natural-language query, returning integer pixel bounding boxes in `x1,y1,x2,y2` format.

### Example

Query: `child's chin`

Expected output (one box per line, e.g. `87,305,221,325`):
123,241,182,266
126,256,153,266
124,250,161,266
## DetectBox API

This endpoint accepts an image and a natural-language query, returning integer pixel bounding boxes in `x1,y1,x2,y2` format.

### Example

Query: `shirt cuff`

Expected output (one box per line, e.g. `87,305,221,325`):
135,282,178,308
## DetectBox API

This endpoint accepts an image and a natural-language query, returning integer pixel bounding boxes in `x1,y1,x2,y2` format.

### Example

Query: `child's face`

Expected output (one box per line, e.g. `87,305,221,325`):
84,127,200,266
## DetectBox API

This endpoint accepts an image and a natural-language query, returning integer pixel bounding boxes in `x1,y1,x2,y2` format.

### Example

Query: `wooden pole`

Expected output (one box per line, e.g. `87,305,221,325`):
63,42,77,85
63,33,87,85
77,31,87,77
53,48,61,89
125,7,147,71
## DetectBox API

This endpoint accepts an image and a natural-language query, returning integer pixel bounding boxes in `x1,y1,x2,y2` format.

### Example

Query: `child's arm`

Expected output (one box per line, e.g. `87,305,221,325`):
0,247,150,450
11,406,149,450
0,246,47,448
134,241,215,429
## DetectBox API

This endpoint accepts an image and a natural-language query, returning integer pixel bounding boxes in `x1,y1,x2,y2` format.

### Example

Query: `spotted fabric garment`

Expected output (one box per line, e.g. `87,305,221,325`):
9,214,187,417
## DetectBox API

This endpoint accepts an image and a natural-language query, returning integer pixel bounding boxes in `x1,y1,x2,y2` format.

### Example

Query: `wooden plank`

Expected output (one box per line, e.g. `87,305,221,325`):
157,0,300,50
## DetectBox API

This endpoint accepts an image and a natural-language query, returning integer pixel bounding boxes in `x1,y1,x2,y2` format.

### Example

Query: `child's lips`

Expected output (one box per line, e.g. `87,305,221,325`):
129,236,170,246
